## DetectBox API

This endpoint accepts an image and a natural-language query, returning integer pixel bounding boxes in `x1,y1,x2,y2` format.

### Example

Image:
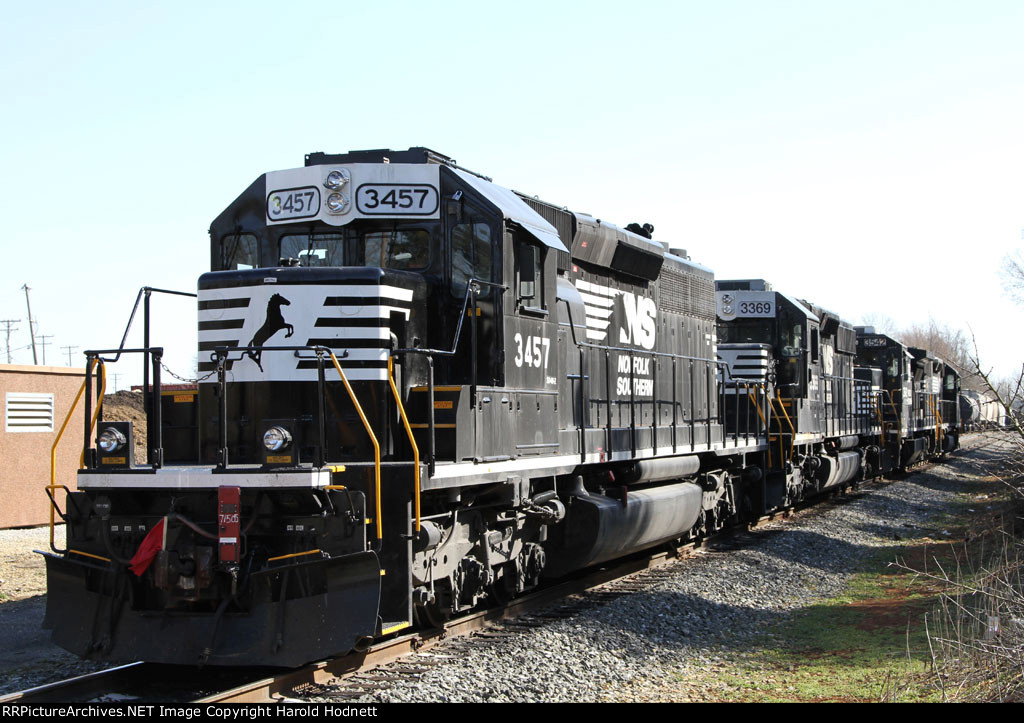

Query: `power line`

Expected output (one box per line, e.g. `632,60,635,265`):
0,319,20,364
62,345,79,367
38,334,53,366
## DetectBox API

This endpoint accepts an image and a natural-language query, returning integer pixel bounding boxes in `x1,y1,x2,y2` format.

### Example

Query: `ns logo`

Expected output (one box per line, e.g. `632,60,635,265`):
619,292,657,350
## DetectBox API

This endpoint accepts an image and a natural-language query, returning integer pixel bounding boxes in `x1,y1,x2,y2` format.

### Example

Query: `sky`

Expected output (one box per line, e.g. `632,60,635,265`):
1,0,1022,387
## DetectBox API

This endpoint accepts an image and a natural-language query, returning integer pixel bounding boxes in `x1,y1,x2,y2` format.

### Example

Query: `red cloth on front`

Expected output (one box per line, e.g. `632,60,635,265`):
129,517,166,576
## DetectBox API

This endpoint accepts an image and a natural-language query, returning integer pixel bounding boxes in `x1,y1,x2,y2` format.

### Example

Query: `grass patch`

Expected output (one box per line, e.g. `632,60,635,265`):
691,548,949,702
675,479,996,702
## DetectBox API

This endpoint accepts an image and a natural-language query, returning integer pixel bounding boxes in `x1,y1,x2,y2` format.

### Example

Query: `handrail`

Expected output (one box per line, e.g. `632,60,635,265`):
557,295,760,457
747,388,771,467
393,277,507,358
49,358,102,554
873,393,885,449
205,343,384,538
927,395,943,449
106,287,192,364
84,348,162,467
771,394,796,462
392,278,507,469
328,351,382,541
79,360,107,468
387,356,421,533
880,389,903,442
821,373,870,436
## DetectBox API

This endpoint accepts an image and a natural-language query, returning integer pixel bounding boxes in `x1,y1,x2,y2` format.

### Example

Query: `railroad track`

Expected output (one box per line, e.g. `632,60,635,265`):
3,435,989,703
0,661,272,704
0,549,681,704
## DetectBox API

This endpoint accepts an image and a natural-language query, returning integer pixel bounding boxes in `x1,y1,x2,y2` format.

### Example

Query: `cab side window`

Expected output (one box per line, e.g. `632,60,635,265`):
516,237,545,312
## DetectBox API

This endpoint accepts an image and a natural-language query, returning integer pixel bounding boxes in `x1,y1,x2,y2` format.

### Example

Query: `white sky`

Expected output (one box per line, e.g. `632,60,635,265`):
1,1,1022,386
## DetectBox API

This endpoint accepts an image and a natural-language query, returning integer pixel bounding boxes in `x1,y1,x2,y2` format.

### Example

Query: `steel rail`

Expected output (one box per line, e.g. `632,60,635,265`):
5,434,985,704
200,550,683,703
206,436,986,704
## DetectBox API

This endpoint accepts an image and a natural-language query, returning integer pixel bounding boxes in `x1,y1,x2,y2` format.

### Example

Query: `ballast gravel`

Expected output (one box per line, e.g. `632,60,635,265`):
0,437,999,700
310,437,998,703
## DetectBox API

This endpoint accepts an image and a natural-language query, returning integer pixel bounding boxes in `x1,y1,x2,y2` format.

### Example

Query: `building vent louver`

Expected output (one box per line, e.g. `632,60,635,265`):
6,392,54,433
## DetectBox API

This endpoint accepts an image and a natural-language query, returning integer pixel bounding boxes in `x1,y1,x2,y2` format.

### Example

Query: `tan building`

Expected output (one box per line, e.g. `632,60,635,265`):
1,364,87,529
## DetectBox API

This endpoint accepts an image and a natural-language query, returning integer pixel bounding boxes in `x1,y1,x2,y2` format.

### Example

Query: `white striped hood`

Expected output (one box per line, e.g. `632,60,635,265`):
717,343,771,383
197,280,413,383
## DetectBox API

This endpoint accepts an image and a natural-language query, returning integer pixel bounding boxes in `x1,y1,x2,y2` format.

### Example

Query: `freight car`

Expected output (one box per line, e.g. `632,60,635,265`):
41,148,962,667
960,389,1008,430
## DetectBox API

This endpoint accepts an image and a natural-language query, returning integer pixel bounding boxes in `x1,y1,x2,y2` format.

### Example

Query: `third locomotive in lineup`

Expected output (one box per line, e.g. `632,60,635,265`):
43,148,968,667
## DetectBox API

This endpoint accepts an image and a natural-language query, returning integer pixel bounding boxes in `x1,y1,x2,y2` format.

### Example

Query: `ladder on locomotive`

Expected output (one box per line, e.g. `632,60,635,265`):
766,395,796,470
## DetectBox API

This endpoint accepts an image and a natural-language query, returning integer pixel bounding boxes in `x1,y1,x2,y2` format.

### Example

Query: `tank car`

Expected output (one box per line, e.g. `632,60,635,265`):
978,391,1006,427
960,389,982,429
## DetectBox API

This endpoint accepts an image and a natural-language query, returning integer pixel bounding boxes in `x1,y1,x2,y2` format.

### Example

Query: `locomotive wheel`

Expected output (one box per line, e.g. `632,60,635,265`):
488,562,517,606
412,579,454,630
414,599,451,630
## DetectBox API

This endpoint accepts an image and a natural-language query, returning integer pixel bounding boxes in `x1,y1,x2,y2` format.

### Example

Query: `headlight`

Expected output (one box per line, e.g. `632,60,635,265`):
98,427,126,453
326,192,349,214
263,426,293,452
722,305,733,315
324,169,349,190
721,294,734,305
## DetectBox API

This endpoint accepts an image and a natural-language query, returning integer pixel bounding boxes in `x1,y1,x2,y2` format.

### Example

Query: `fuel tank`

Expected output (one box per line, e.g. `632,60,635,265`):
820,450,861,489
543,481,702,577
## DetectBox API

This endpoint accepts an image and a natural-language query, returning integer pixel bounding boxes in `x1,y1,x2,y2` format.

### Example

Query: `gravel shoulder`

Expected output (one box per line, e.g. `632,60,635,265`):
0,435,1003,700
0,525,113,695
0,393,144,696
307,434,1003,703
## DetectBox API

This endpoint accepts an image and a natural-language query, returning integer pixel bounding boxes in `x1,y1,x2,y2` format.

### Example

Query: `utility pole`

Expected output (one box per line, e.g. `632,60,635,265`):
22,285,37,364
112,373,121,392
62,345,79,367
38,334,53,366
0,319,20,364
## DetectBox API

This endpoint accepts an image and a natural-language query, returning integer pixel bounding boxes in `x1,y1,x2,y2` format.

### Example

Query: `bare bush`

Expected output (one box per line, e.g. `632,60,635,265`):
1002,251,1024,306
889,335,1024,700
892,482,1024,702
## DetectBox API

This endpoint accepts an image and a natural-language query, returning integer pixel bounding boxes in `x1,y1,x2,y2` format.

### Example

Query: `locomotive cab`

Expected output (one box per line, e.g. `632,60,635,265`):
716,279,820,430
201,147,568,466
854,328,943,469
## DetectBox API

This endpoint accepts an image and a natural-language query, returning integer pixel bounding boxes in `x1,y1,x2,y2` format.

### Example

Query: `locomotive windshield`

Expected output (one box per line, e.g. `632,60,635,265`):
221,233,260,270
364,229,431,270
214,222,438,271
280,232,347,267
718,318,773,344
858,346,901,385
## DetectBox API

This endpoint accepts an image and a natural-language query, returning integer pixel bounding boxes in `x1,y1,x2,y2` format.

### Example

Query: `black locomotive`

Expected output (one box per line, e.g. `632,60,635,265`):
41,148,962,667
